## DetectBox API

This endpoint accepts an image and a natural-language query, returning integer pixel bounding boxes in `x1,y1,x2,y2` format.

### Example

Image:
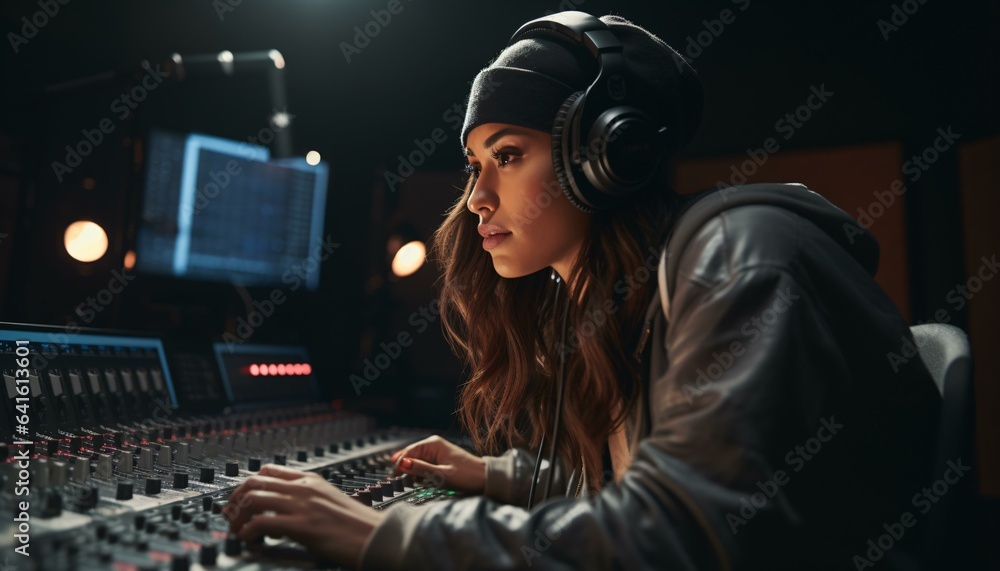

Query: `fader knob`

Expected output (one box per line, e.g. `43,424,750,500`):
139,448,154,471
224,534,242,556
173,472,188,489
170,552,189,571
96,454,113,479
175,442,190,463
225,462,239,477
199,467,214,483
199,543,218,566
116,480,134,500
157,446,173,469
351,489,372,507
248,458,261,472
51,461,69,486
39,487,62,518
72,456,91,483
144,477,162,495
118,450,134,474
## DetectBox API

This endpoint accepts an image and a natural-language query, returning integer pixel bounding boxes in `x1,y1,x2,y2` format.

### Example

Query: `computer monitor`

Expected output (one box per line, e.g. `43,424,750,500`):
135,129,329,291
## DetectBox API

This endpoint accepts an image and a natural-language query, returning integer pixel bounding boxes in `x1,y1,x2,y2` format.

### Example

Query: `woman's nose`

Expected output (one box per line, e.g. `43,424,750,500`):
466,178,497,216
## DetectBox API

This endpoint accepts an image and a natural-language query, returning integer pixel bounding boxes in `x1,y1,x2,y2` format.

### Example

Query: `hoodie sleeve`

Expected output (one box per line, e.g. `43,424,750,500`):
357,204,935,571
482,447,575,507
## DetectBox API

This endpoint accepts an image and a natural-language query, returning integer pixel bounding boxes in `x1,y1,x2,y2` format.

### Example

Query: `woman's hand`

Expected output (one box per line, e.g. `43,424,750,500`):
223,464,387,568
390,435,486,493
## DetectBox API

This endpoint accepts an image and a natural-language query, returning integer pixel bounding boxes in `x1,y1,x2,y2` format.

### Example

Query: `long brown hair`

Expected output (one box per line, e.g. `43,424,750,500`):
430,165,678,493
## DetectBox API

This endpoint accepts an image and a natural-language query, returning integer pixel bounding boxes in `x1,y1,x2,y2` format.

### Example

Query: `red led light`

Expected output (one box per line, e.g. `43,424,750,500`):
260,364,269,376
303,363,312,375
250,364,259,376
293,363,303,375
268,364,277,375
277,364,286,376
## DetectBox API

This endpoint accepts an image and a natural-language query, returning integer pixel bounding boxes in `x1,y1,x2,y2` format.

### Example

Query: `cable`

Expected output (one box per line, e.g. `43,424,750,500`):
527,270,562,509
540,291,572,505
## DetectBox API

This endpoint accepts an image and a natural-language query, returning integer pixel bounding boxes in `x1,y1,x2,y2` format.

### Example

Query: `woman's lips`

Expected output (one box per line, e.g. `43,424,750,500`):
478,223,512,251
482,232,511,251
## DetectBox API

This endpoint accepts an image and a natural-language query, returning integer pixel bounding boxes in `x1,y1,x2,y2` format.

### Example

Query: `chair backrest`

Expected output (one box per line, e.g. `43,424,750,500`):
909,324,984,570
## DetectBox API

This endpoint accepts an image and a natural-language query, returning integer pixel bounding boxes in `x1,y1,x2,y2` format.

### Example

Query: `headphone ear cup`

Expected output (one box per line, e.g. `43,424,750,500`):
551,91,596,214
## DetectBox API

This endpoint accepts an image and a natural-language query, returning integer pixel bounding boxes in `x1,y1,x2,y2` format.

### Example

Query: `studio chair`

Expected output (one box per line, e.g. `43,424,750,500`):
909,323,988,570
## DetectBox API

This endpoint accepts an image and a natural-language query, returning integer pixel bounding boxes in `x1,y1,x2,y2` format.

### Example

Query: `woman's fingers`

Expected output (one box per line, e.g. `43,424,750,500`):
237,512,300,544
227,489,296,534
390,436,447,464
226,473,312,513
258,463,311,480
397,458,452,487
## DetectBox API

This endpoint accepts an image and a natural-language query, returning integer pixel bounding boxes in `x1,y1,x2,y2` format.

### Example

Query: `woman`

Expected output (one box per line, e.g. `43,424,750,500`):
224,12,941,570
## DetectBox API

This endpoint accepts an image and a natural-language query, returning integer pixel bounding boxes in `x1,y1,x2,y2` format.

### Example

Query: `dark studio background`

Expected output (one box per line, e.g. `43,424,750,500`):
1,0,998,554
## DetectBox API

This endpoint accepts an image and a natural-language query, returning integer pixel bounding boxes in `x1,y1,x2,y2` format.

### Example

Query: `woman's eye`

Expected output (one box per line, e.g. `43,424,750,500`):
464,163,480,178
490,148,519,168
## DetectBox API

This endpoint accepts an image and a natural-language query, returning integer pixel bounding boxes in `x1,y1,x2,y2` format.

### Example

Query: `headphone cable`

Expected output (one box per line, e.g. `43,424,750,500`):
527,270,564,509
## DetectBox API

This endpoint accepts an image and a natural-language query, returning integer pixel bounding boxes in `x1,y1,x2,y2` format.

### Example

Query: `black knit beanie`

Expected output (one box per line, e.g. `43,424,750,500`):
460,13,704,159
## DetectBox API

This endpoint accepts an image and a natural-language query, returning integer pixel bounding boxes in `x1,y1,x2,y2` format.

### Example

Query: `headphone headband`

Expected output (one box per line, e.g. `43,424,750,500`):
510,12,623,59
508,12,668,212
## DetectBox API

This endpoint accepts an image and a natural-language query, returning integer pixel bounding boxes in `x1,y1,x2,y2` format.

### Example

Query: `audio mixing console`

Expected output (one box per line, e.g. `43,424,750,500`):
0,322,452,570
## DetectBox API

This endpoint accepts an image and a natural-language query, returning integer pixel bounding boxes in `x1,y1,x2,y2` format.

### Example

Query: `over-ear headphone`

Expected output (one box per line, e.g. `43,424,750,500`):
508,12,671,213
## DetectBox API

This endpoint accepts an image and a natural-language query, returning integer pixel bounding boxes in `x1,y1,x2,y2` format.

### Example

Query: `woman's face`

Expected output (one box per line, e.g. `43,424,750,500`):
465,123,590,281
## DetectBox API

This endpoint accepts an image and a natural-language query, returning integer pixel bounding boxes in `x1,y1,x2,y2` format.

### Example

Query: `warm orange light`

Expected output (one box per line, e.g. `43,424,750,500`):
64,221,109,262
391,241,425,277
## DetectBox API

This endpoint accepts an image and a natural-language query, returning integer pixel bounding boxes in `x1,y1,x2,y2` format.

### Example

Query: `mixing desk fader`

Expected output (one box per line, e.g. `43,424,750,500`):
0,323,458,570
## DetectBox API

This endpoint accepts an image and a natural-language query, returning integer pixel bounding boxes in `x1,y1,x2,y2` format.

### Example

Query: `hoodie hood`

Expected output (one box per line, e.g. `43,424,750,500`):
665,182,879,277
